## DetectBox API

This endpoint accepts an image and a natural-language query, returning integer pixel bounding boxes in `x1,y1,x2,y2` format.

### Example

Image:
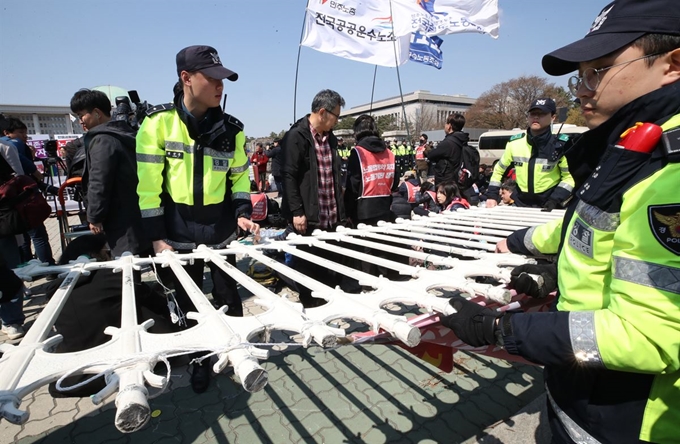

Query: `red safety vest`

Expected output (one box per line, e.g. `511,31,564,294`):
415,144,426,160
426,190,437,203
355,146,396,199
405,181,418,203
250,193,268,221
444,198,470,211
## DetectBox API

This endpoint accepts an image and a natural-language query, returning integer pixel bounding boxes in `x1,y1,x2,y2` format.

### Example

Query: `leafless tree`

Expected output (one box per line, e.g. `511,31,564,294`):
465,75,572,129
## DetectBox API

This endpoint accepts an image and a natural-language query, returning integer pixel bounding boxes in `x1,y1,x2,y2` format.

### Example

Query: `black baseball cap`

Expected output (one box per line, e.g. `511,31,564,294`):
542,0,680,76
528,98,556,114
176,45,238,81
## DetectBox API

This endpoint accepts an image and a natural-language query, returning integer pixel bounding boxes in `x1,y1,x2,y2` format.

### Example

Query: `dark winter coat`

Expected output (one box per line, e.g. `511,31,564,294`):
265,145,282,177
83,120,149,256
344,136,398,223
426,131,469,186
280,115,345,230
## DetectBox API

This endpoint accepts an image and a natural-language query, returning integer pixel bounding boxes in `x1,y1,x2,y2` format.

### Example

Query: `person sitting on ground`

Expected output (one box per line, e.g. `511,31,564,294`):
499,180,517,206
249,180,286,228
46,233,177,398
413,181,440,216
436,182,470,212
391,171,421,220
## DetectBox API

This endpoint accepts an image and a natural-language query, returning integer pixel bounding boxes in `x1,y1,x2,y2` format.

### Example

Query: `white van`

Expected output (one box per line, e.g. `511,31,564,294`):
478,124,588,164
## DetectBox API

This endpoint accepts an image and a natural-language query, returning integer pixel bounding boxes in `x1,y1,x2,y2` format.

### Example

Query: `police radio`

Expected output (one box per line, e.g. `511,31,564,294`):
616,122,663,154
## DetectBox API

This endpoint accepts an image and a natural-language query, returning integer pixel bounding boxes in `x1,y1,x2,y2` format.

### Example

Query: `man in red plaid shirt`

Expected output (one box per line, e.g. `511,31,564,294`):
281,89,355,307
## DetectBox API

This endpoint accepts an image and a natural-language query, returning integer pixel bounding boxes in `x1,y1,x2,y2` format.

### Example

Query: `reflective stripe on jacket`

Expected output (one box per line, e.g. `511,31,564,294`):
489,133,574,206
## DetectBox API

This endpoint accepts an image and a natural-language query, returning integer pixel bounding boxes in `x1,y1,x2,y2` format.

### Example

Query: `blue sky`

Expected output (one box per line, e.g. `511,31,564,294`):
1,0,605,137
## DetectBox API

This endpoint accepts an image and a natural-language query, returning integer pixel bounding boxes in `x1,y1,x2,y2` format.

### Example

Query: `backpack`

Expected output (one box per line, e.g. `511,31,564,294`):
0,174,52,236
457,143,480,190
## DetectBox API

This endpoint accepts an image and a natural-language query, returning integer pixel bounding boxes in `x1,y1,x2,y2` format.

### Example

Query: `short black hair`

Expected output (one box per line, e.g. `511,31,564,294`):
353,114,380,142
501,179,517,192
58,233,109,265
446,113,465,132
420,134,428,141
4,117,27,133
70,89,112,117
633,33,680,67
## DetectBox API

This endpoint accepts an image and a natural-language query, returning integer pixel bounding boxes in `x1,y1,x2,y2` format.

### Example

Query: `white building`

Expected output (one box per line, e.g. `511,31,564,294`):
340,90,476,130
0,104,83,137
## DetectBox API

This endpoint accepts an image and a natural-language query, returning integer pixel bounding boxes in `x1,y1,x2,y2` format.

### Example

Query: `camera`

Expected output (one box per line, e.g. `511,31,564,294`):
109,90,153,130
44,140,59,158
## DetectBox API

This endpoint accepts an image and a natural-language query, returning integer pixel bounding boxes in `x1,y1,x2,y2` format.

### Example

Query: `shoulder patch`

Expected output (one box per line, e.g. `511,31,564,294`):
509,133,525,141
146,103,174,116
226,114,244,132
557,133,570,142
649,204,680,254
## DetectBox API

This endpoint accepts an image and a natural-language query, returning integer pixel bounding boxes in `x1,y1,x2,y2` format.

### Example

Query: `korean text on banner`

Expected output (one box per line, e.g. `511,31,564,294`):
301,8,411,67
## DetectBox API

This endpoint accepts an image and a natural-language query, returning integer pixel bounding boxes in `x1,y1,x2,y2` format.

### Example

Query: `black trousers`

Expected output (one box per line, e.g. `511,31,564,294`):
157,254,243,319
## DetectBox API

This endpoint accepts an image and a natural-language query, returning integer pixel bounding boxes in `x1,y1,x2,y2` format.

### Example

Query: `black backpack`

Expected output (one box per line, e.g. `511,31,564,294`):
457,143,480,190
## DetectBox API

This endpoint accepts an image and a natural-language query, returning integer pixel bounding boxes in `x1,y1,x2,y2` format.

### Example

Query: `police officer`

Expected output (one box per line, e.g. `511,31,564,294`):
136,45,259,393
443,1,680,442
485,98,575,209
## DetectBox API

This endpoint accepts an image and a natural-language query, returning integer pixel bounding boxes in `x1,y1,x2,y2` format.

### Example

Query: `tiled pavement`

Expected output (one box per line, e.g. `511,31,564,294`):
0,214,549,444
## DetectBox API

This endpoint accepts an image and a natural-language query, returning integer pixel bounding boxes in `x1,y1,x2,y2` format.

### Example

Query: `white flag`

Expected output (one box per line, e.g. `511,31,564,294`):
301,5,411,67
69,114,77,122
393,0,500,39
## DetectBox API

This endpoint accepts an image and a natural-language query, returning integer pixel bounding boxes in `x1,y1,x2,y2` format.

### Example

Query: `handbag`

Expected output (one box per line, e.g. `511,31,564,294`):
0,175,52,236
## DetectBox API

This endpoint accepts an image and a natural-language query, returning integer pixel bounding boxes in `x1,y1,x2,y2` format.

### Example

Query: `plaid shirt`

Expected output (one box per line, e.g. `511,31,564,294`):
310,124,337,229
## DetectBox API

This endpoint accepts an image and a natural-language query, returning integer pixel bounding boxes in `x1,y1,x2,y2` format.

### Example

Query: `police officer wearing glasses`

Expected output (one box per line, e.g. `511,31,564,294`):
443,0,680,442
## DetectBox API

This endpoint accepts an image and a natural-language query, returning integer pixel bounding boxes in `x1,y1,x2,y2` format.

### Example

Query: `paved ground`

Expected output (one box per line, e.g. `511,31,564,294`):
0,213,550,444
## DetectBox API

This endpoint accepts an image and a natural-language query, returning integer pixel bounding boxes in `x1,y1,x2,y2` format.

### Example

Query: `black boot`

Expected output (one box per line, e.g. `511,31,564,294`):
190,360,211,394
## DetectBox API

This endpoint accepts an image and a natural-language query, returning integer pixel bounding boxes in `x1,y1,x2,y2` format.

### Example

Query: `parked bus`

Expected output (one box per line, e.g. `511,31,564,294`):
478,124,589,164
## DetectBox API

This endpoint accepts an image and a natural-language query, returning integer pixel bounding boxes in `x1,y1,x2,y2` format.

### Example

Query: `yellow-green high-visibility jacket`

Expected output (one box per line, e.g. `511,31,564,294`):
503,111,680,443
487,131,574,207
136,103,251,249
507,216,563,257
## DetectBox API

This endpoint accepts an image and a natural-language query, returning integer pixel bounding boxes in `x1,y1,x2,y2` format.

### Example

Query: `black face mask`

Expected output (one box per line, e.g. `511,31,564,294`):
419,140,425,144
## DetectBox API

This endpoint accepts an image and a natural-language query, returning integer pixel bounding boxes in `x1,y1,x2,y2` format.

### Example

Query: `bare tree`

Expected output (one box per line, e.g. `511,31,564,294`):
407,104,441,137
465,75,573,129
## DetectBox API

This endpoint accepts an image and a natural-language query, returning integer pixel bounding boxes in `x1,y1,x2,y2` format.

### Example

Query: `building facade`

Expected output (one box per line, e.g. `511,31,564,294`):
340,90,476,133
0,104,83,137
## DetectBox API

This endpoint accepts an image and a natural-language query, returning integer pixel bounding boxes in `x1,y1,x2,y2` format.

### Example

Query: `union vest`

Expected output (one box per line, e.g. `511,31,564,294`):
250,193,268,221
444,198,470,211
355,146,396,199
405,181,418,203
415,145,426,160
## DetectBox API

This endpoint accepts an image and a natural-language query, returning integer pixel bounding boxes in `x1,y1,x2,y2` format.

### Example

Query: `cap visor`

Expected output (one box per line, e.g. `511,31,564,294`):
201,65,239,82
542,31,644,76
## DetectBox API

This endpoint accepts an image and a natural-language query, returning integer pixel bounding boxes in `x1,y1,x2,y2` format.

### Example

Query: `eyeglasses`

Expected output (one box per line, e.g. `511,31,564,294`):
568,52,665,95
324,108,340,120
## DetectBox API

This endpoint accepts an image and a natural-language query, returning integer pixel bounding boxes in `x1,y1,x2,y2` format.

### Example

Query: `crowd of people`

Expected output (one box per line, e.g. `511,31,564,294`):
1,1,679,440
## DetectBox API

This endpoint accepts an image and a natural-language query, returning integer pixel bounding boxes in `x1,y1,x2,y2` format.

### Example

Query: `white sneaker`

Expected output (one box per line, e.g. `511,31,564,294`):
1,324,25,340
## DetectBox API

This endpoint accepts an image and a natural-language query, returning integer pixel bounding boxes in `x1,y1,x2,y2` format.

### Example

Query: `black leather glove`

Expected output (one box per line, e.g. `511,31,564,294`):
440,294,503,347
541,199,560,212
510,263,557,299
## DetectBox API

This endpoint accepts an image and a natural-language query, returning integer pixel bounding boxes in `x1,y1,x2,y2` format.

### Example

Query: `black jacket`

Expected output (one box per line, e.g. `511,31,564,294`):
281,115,345,230
83,120,149,256
426,131,468,186
265,145,282,177
344,136,398,223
